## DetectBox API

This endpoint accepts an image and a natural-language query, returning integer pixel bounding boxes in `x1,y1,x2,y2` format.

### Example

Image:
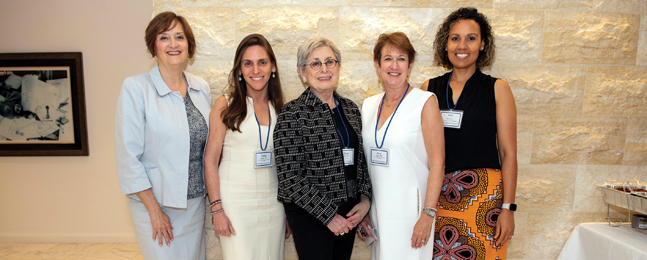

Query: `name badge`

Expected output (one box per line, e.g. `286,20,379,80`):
343,148,354,166
370,147,389,167
441,110,463,129
254,150,273,168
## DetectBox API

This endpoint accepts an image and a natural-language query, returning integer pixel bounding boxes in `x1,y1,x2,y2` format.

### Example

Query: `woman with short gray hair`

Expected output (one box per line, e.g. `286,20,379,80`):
273,37,372,259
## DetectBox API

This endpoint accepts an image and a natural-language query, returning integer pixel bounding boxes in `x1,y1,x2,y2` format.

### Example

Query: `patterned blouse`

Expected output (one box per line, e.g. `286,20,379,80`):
185,92,207,199
273,88,372,224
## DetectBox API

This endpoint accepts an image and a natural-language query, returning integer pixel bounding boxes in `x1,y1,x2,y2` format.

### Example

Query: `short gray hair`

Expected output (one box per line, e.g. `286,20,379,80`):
297,37,342,69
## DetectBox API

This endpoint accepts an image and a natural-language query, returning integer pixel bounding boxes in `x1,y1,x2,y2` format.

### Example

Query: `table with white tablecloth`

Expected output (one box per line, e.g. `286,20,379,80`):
557,223,647,260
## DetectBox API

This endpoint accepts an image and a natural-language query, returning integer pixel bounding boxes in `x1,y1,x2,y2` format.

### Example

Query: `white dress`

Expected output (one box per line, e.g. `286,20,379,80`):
361,87,436,260
218,97,286,260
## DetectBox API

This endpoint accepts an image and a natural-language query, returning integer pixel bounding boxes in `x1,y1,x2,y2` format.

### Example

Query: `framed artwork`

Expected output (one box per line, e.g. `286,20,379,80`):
0,52,89,156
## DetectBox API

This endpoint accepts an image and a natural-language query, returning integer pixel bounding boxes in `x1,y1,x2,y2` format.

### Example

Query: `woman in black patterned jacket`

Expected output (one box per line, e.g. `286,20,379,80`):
273,37,372,260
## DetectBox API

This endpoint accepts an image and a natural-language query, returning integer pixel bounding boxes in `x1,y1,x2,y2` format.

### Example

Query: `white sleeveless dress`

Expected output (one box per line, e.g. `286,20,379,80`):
361,87,436,260
219,97,286,260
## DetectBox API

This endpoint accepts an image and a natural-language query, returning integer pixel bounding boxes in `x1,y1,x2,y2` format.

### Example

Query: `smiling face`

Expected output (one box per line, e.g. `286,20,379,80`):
375,45,412,89
239,45,276,94
299,46,339,94
446,19,485,71
155,21,189,68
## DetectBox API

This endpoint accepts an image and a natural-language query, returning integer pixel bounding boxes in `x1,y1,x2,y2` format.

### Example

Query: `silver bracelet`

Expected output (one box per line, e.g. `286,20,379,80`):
422,207,437,218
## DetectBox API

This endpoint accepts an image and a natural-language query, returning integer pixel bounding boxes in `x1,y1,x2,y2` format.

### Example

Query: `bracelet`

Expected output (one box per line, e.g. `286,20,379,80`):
210,208,224,215
210,199,222,207
422,207,437,218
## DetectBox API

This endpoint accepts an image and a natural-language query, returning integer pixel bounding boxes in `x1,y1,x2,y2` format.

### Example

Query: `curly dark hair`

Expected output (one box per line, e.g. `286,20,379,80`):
433,7,495,70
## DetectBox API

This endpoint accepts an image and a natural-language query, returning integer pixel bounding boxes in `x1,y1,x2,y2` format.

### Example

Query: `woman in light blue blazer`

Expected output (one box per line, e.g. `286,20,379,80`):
115,11,211,260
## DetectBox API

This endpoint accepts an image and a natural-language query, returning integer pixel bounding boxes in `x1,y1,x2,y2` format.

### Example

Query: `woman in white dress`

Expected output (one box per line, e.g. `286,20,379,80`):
204,33,289,260
358,32,445,260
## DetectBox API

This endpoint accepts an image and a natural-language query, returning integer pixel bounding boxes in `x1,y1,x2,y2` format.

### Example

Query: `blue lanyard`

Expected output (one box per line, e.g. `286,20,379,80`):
374,84,409,149
333,96,350,148
445,71,460,110
254,102,271,151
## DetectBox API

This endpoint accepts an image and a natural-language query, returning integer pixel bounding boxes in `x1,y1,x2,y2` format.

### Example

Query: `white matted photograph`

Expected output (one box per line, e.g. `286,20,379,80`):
0,53,88,156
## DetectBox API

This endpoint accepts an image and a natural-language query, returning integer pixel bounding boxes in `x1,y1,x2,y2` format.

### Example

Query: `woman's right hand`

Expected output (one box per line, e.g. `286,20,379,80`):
212,212,236,237
346,194,371,228
326,214,351,236
137,189,174,246
357,214,374,240
149,208,174,246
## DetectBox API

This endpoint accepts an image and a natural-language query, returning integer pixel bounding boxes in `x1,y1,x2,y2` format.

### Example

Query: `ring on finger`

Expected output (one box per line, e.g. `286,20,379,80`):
421,239,426,243
340,232,345,235
509,235,514,239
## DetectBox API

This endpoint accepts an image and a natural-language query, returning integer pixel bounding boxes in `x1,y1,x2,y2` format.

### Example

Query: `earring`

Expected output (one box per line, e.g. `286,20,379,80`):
272,72,275,78
445,48,447,51
480,47,484,50
238,75,242,82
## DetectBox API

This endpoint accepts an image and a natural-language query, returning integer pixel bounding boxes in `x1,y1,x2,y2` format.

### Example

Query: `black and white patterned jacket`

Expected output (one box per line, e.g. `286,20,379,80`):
274,88,372,225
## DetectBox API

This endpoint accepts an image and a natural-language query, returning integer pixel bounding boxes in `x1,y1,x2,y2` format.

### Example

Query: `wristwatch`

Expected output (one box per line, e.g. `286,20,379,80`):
501,203,517,212
422,207,437,218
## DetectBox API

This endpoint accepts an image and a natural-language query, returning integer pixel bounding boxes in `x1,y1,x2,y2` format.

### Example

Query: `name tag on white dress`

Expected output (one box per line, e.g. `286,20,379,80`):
370,147,389,167
254,150,273,168
343,148,354,166
441,110,464,129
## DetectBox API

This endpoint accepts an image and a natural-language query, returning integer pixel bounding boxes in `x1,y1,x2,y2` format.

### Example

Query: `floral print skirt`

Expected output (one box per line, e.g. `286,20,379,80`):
433,168,507,260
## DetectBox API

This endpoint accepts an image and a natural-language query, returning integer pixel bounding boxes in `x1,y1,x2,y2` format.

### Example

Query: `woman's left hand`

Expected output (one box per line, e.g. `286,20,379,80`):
494,209,515,246
285,219,292,239
346,195,370,228
411,214,433,249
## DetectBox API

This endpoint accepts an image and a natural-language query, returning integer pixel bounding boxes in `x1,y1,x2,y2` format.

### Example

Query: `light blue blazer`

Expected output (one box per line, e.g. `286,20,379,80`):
115,64,211,209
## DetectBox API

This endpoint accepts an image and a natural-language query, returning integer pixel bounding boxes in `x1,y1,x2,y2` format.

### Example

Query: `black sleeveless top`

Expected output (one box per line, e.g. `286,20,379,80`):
426,70,501,173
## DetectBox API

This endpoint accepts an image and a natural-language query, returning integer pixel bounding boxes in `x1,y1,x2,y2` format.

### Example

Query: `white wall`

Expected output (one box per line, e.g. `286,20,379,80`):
0,0,153,243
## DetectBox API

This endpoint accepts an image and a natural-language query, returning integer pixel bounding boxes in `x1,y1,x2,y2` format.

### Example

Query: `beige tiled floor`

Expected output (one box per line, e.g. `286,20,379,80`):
0,243,143,260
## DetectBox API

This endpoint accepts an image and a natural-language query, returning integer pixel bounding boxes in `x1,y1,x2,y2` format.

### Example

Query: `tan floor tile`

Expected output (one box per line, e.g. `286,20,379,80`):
63,251,134,260
0,243,28,251
48,243,117,253
0,243,143,260
0,249,13,258
1,251,71,260
112,243,141,253
16,243,60,252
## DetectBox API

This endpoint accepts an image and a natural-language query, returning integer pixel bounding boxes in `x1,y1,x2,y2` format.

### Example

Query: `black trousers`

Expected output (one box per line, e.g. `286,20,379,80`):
284,197,360,260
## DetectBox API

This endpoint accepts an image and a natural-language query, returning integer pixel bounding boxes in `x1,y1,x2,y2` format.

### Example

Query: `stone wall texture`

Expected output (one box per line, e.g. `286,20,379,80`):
153,0,647,259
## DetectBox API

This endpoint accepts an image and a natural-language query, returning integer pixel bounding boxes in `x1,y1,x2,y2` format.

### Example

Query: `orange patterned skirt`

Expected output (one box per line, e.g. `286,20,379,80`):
433,168,507,260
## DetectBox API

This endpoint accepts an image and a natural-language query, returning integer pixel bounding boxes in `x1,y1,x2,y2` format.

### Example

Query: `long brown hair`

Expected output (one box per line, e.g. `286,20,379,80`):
222,34,284,132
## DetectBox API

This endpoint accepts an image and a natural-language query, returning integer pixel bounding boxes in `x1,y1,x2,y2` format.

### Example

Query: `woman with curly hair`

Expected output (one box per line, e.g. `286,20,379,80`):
422,7,518,259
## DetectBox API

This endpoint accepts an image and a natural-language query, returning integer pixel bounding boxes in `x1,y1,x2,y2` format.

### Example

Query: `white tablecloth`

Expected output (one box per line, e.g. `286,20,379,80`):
557,223,647,260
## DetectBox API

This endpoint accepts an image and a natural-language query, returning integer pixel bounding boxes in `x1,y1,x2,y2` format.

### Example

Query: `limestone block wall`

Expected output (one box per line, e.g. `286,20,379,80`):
153,0,647,259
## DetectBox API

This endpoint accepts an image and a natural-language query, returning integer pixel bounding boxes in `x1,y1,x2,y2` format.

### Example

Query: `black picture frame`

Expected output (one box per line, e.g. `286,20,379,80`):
0,52,89,156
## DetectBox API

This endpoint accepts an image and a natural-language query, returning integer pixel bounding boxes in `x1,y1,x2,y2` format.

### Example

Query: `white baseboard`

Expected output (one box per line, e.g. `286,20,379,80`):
0,233,137,243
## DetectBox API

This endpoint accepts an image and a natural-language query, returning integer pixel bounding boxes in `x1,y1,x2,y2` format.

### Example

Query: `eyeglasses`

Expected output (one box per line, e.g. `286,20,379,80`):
306,59,338,71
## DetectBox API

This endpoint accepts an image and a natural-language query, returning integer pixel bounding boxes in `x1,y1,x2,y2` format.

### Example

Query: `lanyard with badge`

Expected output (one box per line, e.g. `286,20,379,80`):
333,96,354,166
440,71,464,129
254,103,273,168
370,84,409,167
